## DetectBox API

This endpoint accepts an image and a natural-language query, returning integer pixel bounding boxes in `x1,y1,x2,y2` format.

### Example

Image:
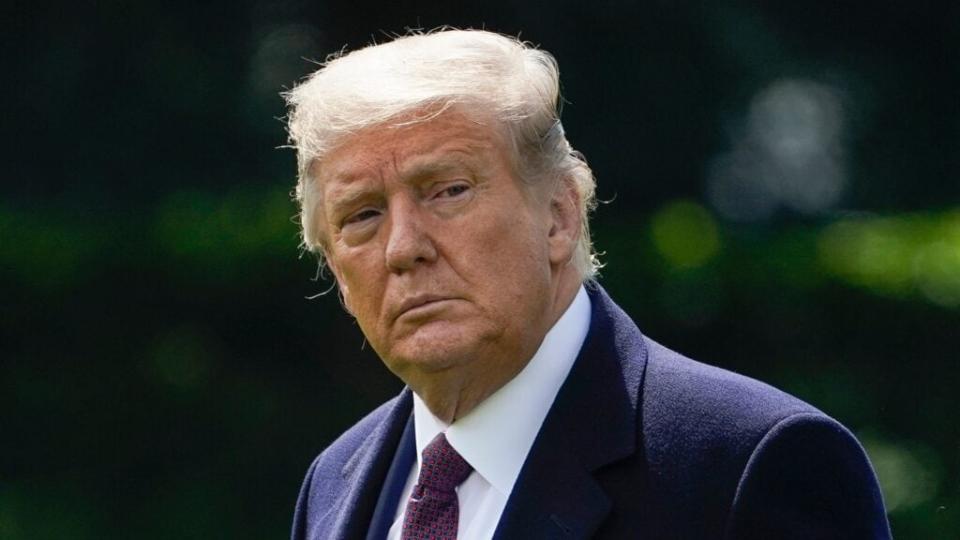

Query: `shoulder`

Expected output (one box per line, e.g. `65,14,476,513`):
637,337,820,501
300,395,401,484
641,337,822,448
725,409,890,538
291,394,406,539
637,338,889,537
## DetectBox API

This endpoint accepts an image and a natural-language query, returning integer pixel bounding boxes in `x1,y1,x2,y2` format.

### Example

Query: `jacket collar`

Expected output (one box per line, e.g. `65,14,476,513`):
325,389,413,540
492,284,648,539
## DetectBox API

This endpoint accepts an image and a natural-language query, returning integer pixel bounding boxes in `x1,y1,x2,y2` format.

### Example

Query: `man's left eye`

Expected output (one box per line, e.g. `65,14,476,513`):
438,184,469,198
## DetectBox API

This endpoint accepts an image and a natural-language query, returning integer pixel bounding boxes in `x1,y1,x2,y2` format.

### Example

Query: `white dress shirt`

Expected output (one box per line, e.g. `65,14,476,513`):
386,286,591,540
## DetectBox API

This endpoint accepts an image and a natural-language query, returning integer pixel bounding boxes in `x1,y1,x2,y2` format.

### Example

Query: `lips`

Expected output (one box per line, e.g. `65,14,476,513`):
394,294,455,320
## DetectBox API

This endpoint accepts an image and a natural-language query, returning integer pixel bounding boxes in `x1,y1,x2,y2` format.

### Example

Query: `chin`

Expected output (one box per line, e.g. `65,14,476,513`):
393,342,478,373
385,325,489,376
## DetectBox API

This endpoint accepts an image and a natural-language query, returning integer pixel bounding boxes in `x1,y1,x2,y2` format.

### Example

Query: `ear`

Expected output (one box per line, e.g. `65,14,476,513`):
546,178,581,267
323,250,354,316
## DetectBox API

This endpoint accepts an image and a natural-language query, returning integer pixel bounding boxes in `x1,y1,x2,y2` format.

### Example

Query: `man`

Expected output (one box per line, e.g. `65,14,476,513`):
285,29,890,539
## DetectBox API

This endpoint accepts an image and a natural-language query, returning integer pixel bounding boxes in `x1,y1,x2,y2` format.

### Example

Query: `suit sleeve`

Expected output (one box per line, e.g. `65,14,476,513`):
724,412,891,540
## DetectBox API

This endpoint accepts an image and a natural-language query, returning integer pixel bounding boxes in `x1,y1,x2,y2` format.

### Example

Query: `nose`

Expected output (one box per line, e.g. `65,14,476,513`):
384,199,438,273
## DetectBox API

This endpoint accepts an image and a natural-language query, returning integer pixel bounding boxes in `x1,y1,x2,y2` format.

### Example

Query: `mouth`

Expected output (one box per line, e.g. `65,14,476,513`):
395,294,456,320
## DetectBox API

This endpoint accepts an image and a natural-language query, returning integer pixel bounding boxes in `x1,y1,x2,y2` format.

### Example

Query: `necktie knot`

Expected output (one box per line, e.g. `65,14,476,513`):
418,433,472,492
402,433,472,540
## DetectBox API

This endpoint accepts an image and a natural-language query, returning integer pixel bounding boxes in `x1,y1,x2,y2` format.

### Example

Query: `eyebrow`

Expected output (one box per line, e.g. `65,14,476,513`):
322,144,489,216
399,151,477,182
324,183,378,219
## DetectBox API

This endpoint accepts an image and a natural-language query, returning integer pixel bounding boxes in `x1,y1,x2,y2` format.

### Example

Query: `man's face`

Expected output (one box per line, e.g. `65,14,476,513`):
315,110,565,393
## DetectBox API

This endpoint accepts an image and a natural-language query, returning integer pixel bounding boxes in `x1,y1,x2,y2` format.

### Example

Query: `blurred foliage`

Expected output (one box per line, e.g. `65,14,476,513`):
820,211,960,307
4,1,959,539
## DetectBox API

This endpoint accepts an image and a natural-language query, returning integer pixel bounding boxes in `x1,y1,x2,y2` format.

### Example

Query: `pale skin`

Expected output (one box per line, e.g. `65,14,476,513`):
314,109,583,423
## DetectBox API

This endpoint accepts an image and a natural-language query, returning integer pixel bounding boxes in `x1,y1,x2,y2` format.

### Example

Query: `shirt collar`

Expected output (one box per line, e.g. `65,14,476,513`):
412,285,591,496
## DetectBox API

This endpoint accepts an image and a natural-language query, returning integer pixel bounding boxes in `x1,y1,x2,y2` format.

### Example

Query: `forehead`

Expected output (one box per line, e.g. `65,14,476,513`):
312,109,512,185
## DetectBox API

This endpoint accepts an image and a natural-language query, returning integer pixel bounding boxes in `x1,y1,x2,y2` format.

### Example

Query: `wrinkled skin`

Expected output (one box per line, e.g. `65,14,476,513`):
314,109,583,421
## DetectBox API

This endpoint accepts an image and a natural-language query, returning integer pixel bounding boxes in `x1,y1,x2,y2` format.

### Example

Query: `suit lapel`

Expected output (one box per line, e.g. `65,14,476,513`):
325,389,413,540
492,414,612,539
493,285,649,539
366,414,416,540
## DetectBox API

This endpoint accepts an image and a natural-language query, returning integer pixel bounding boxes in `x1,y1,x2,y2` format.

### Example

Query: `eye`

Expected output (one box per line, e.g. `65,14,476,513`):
343,208,380,226
435,183,470,199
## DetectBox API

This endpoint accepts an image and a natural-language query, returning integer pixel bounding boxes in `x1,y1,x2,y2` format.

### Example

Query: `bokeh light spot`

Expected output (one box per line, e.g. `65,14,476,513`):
707,78,847,221
860,433,942,513
651,200,721,269
818,210,960,307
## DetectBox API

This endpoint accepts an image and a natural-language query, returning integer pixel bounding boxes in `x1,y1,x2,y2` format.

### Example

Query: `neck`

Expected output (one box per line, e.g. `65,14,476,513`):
415,269,583,423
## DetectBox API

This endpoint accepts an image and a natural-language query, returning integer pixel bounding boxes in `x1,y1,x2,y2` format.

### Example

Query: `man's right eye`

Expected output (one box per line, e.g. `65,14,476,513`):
344,208,380,225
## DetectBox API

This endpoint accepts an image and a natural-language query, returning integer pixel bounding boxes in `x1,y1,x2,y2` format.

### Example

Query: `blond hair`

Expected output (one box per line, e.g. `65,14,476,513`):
285,29,599,279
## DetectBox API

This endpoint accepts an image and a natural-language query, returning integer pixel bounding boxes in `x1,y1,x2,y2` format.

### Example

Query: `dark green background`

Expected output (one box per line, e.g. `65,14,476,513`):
4,1,958,538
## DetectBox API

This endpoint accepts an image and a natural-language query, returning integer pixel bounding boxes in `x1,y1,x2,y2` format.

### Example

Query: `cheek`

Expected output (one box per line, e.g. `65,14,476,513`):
329,252,383,314
470,230,550,296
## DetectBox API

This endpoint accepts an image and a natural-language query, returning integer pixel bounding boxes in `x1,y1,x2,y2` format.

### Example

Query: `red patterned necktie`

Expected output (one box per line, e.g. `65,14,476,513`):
401,433,473,540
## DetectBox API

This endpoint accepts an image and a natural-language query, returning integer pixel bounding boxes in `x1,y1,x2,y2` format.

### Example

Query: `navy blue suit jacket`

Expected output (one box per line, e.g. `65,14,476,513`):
292,286,891,539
